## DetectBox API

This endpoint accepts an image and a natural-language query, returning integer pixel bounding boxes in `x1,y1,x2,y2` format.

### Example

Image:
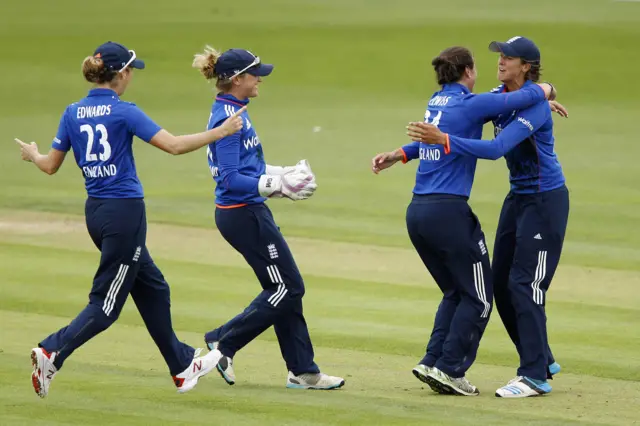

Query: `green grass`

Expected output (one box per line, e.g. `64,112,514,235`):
1,0,639,424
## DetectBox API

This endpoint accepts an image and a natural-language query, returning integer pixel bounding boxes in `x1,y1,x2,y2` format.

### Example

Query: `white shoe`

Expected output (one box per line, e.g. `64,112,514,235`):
172,348,222,393
495,376,552,398
286,371,345,390
412,364,433,383
206,341,235,385
425,367,479,396
412,364,449,393
216,354,235,385
31,347,58,398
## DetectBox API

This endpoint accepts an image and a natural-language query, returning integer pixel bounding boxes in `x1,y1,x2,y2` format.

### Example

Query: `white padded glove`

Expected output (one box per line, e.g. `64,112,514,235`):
258,169,317,201
266,160,315,180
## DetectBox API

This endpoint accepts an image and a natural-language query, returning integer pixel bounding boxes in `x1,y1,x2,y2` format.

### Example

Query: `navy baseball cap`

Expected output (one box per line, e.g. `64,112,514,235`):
214,49,274,80
94,41,145,72
489,36,541,63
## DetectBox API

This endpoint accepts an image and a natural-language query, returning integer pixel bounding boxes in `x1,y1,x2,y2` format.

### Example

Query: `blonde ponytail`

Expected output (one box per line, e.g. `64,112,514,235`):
192,45,221,80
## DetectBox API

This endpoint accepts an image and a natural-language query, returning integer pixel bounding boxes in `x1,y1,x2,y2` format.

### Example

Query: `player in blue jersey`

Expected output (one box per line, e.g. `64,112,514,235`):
406,37,570,398
14,41,245,398
191,46,345,390
371,46,555,396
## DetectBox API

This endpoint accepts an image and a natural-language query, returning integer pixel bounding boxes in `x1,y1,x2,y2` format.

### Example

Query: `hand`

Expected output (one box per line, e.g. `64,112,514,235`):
15,138,39,162
372,151,400,174
406,122,447,145
549,100,568,118
220,106,247,136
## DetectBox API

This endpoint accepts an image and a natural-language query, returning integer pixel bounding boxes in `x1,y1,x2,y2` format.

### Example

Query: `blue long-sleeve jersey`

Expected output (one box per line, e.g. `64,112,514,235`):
446,81,566,194
207,93,266,207
401,83,547,197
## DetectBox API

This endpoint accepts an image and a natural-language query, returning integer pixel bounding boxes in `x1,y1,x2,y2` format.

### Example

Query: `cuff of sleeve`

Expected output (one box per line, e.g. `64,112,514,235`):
400,148,408,164
535,84,547,99
443,134,451,155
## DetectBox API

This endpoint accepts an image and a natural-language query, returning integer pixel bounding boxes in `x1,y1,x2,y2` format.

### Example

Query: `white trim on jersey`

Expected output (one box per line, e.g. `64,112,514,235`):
224,104,236,117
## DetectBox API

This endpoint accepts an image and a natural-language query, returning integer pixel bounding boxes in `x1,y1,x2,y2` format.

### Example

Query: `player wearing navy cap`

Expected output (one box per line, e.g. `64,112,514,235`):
371,46,555,396
407,36,570,398
192,45,344,390
15,41,245,398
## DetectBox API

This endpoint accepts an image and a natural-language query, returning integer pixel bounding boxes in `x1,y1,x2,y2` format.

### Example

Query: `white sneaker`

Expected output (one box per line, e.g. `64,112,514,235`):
172,348,222,393
495,376,552,398
286,371,345,390
425,367,479,396
206,340,235,385
412,364,450,394
31,347,58,398
216,355,235,385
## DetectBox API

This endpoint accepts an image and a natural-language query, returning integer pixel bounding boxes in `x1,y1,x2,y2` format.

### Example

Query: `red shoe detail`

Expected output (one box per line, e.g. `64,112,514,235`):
192,361,202,373
31,350,38,368
32,373,42,395
173,376,185,388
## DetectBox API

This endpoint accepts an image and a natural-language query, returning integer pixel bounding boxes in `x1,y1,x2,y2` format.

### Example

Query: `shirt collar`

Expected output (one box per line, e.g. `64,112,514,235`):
441,83,471,95
215,93,250,107
88,88,119,98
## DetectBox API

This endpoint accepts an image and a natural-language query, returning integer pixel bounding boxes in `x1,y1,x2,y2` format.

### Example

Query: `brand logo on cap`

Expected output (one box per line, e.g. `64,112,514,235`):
506,36,522,44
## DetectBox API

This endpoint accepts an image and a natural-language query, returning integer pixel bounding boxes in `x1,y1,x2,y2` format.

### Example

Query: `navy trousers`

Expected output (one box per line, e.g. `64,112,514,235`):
492,185,570,380
406,194,493,378
205,203,320,376
39,198,194,376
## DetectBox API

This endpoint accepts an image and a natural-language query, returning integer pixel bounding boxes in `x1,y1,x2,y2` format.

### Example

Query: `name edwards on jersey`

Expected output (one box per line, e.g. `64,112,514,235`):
77,105,112,119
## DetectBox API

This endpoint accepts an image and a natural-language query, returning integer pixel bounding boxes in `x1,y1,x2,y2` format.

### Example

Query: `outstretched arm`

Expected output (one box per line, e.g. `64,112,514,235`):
15,111,70,175
149,106,246,155
371,147,409,174
15,139,67,175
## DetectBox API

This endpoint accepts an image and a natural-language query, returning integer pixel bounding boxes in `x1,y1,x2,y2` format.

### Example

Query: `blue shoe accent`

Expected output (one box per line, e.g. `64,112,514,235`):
548,362,561,376
216,364,233,383
286,382,308,389
524,376,552,394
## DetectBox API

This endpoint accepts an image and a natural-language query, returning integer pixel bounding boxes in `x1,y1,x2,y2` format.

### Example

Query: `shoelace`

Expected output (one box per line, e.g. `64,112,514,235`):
193,348,203,358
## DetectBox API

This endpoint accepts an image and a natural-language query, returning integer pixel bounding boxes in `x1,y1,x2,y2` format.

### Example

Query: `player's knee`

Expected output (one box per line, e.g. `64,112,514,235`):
88,302,119,331
289,281,305,299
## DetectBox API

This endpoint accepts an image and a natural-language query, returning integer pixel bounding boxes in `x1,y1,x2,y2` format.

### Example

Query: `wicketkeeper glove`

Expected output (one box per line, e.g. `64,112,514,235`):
265,159,315,178
258,163,317,201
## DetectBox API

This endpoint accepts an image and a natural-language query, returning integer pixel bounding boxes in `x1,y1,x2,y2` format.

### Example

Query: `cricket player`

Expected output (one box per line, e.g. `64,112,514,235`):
15,41,245,398
407,37,570,398
371,46,555,396
191,46,344,390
